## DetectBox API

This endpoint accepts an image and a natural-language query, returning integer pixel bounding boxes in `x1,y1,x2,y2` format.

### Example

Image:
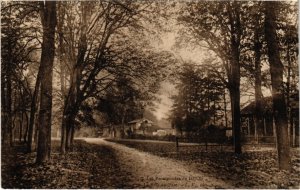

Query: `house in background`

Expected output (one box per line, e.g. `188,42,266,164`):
127,118,155,136
99,117,176,138
241,94,299,146
126,117,175,137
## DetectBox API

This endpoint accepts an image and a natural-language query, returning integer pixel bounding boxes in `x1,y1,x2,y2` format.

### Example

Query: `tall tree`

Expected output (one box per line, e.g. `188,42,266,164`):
264,1,290,170
170,63,225,134
277,3,298,147
36,1,57,164
59,1,127,153
178,1,246,153
239,2,265,140
1,2,39,147
251,4,265,139
59,1,173,153
1,5,13,146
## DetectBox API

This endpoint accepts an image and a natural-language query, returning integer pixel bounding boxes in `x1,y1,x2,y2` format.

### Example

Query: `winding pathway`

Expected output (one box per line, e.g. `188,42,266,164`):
84,138,232,188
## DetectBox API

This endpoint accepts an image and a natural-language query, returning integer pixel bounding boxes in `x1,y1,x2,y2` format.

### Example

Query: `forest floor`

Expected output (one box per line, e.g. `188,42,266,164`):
1,139,134,189
2,138,300,189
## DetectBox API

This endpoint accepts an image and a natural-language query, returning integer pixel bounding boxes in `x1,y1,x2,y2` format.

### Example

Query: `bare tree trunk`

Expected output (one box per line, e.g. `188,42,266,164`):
3,6,14,147
121,108,126,138
34,112,39,145
229,36,242,154
19,112,24,142
60,117,67,154
23,112,29,143
57,1,68,154
264,1,290,170
66,119,73,151
1,70,7,145
18,87,26,143
3,69,13,147
229,86,241,154
8,55,13,146
254,25,264,140
66,125,71,150
223,89,228,128
225,3,242,154
60,20,85,152
62,111,76,152
286,44,292,146
27,69,41,152
36,1,57,164
70,125,75,149
60,2,88,153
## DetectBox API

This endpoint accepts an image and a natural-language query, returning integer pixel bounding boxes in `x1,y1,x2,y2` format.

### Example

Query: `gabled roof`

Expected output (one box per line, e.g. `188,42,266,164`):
241,97,273,115
241,92,299,116
128,118,154,124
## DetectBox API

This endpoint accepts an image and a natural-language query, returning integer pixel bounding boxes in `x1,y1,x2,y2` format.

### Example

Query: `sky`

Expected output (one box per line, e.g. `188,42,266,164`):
150,31,273,120
150,31,209,120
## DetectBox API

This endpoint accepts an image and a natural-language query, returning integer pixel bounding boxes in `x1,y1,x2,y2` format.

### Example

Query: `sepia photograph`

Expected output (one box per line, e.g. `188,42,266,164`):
1,0,299,189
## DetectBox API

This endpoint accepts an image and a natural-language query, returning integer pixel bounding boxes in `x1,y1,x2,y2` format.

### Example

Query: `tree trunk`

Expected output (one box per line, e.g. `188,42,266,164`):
60,2,88,153
23,112,29,143
19,112,24,142
58,1,68,154
292,117,295,147
34,112,39,145
230,39,242,154
70,125,75,149
264,1,291,170
61,101,78,152
36,1,57,164
66,117,74,151
121,108,126,138
66,124,71,151
223,89,228,128
229,86,241,154
286,44,292,146
7,51,13,147
60,117,67,154
27,69,42,152
226,3,242,154
62,111,76,152
1,70,7,145
3,7,14,146
60,20,85,152
3,68,13,147
254,25,264,139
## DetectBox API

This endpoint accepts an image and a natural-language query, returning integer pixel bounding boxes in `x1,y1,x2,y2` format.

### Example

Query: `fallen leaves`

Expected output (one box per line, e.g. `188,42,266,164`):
1,140,134,189
3,139,299,189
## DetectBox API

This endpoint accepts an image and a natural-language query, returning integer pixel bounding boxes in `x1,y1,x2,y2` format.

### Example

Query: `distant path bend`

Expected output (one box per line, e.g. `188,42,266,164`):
84,138,232,188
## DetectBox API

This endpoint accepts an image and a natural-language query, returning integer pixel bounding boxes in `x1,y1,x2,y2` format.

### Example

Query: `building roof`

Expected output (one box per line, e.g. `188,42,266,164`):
241,97,273,116
241,93,299,116
128,118,154,124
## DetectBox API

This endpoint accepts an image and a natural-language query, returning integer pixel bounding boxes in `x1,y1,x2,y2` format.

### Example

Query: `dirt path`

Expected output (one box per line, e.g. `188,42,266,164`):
84,138,232,188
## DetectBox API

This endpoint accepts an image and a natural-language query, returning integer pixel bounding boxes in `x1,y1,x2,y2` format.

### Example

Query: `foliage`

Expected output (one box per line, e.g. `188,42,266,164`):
1,1,40,145
170,63,225,133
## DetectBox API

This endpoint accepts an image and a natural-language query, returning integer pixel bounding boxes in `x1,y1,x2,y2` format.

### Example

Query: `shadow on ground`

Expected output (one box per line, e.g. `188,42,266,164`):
108,138,300,189
1,140,134,189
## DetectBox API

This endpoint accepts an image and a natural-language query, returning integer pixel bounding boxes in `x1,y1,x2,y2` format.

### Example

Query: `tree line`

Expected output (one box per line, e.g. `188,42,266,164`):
171,1,298,170
1,1,298,171
1,1,175,163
